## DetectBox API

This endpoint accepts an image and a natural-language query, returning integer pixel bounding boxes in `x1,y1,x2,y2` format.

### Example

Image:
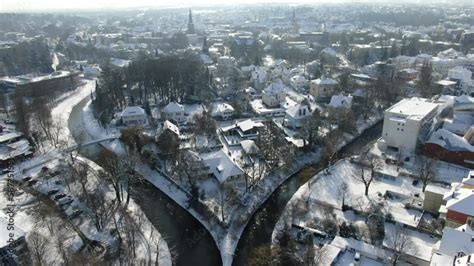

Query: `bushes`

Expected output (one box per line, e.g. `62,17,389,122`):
339,221,359,239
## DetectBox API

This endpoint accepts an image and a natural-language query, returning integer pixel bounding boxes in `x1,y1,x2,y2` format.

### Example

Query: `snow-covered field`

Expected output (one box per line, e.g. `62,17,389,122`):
272,158,443,264
2,79,171,266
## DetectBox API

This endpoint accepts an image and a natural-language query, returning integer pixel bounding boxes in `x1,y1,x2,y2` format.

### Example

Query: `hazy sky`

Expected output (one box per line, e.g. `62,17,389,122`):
0,0,462,12
1,0,318,12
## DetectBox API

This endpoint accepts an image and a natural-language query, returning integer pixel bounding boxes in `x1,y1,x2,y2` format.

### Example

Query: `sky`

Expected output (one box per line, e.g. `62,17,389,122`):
0,0,465,12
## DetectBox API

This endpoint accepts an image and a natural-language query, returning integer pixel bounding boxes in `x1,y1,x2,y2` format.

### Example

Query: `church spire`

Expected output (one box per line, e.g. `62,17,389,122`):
187,9,195,34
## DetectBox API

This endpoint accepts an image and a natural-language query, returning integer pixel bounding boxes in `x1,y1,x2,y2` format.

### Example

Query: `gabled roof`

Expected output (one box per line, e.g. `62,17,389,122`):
121,106,145,117
427,129,474,152
163,120,180,135
163,101,184,113
311,78,338,85
328,94,353,108
221,119,264,133
201,149,245,183
438,226,474,257
444,188,474,216
286,104,310,118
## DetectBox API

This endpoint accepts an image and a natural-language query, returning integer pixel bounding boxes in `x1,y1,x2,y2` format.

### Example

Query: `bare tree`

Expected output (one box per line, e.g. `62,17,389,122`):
313,245,329,265
385,225,417,265
355,154,382,196
28,231,49,266
417,156,436,192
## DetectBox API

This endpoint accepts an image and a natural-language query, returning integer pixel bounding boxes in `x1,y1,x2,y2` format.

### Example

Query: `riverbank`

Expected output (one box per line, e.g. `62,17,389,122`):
63,80,172,265
79,96,383,265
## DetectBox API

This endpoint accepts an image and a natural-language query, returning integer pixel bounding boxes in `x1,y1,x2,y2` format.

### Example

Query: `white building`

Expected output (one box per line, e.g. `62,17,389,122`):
310,78,338,99
201,149,246,186
380,98,439,155
448,66,473,93
211,102,235,120
162,102,186,123
328,94,353,109
290,74,308,90
120,106,147,127
262,80,286,108
284,104,311,129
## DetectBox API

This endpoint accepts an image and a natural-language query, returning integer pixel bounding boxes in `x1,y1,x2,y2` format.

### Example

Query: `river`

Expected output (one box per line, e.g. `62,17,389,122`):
232,121,383,265
68,97,221,266
68,94,382,266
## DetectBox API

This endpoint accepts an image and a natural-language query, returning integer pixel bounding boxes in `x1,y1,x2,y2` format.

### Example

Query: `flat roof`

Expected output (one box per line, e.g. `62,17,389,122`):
386,98,439,120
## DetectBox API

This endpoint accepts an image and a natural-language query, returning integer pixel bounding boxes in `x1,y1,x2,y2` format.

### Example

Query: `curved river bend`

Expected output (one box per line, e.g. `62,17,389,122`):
68,95,382,266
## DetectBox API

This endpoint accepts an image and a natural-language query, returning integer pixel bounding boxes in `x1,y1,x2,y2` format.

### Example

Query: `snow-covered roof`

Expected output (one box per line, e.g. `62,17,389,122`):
221,119,264,133
438,226,474,257
462,171,474,187
263,79,285,95
286,104,310,118
201,149,245,183
311,78,338,85
328,94,353,108
427,129,474,152
386,98,438,120
290,74,307,83
163,101,184,113
121,106,145,117
163,120,180,135
443,188,474,216
212,102,234,115
241,140,259,155
330,236,390,261
0,132,21,143
110,57,131,67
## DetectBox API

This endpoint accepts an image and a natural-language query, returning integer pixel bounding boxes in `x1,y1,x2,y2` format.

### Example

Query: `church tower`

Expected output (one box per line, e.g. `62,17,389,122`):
291,8,299,34
187,9,195,34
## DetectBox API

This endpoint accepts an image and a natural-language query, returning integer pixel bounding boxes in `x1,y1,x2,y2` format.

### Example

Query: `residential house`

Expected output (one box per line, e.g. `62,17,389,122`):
424,128,474,168
211,102,235,120
310,78,338,99
201,149,247,187
284,104,311,129
440,185,474,228
290,74,308,90
121,106,147,127
262,80,286,108
162,102,186,123
328,94,353,109
220,119,264,146
431,224,474,265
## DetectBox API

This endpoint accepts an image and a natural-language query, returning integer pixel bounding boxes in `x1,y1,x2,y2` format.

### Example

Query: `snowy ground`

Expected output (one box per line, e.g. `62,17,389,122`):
2,79,171,265
79,96,384,265
51,79,96,147
272,157,444,264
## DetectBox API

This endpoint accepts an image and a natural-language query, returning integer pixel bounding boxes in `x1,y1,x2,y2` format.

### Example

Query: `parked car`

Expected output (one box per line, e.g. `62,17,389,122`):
66,209,83,220
1,169,13,174
27,179,38,186
21,176,32,183
47,189,59,196
57,197,74,207
41,166,49,172
53,194,67,200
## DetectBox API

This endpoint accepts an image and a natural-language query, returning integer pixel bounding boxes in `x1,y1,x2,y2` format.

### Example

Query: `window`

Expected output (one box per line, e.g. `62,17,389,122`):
401,129,404,132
